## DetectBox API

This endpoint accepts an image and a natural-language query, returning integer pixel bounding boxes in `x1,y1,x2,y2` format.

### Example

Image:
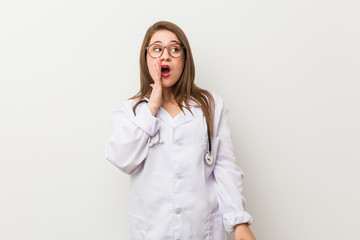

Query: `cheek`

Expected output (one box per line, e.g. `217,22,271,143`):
175,59,185,74
146,59,154,74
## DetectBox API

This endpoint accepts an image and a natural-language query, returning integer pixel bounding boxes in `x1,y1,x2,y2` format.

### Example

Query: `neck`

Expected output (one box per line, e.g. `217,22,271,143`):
162,87,175,103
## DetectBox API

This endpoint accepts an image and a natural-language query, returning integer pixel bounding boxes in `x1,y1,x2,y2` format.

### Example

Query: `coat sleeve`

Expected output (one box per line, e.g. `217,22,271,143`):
212,95,253,233
105,100,160,175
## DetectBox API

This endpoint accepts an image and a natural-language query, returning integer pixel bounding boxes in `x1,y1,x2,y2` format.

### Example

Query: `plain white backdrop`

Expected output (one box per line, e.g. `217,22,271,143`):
1,0,359,239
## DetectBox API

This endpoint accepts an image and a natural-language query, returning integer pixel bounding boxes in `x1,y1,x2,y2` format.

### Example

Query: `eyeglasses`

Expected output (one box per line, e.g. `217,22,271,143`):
146,43,185,58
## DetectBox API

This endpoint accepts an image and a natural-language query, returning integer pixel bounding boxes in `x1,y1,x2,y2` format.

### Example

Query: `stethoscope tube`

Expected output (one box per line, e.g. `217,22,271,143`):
138,99,213,166
204,117,214,166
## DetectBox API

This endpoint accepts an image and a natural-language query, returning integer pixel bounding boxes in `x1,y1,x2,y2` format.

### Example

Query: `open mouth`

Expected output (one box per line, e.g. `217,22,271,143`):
161,65,171,77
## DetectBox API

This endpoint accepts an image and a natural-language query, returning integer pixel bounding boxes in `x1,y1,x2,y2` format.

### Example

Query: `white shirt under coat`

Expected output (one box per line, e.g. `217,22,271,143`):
105,93,253,240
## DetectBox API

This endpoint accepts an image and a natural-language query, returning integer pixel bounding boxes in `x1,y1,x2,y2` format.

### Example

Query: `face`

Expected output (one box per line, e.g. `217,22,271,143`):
146,30,185,89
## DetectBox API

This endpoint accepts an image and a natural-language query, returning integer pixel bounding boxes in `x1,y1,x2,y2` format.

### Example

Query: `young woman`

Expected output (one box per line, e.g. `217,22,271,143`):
105,21,256,240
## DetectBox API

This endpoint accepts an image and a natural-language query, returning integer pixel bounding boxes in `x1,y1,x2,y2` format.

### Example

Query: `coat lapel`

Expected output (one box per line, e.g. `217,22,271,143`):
155,99,198,128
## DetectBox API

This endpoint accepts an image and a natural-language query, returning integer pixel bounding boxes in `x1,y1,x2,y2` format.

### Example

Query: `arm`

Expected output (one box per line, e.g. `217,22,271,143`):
235,223,256,240
211,96,254,237
105,57,163,175
105,101,160,175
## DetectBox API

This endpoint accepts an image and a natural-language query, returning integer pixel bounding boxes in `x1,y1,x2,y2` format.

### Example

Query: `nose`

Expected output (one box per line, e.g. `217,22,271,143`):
160,47,171,61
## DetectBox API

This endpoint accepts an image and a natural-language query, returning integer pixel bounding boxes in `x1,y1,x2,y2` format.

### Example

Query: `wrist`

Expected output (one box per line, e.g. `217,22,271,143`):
235,223,249,229
147,103,158,116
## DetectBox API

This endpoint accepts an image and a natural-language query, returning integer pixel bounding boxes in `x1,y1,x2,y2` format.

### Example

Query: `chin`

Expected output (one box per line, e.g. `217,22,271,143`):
162,83,175,89
161,79,178,88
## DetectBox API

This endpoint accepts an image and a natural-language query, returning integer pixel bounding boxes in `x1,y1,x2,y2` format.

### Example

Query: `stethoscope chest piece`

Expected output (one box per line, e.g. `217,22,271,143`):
204,152,214,166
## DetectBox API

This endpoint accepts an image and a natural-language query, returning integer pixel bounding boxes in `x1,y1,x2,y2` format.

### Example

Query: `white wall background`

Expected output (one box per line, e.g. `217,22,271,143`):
1,0,359,239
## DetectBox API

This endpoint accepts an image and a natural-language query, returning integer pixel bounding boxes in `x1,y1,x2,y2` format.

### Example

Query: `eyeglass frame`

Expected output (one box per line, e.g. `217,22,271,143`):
145,43,186,58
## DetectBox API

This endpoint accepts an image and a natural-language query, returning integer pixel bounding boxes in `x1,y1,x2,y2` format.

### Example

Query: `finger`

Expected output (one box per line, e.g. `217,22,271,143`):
156,57,161,71
154,57,160,68
154,60,162,83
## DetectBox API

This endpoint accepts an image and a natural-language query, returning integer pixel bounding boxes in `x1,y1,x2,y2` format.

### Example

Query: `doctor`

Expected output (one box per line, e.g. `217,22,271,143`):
105,21,256,240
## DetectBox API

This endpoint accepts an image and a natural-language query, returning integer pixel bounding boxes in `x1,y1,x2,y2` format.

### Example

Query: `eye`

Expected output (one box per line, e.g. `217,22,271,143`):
151,45,162,52
170,45,181,52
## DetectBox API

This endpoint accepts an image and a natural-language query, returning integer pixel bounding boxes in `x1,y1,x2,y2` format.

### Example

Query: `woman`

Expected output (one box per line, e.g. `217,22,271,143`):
105,21,256,240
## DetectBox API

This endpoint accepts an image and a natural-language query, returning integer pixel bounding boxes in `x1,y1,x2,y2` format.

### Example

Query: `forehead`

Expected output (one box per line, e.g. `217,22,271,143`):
149,30,180,45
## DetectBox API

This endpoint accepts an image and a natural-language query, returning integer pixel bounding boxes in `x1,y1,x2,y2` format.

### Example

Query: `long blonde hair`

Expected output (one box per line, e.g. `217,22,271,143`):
130,21,215,138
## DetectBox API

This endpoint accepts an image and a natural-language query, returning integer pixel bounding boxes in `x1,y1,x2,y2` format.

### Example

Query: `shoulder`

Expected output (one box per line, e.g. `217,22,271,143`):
110,98,142,117
209,92,231,130
208,92,224,105
208,92,226,114
122,98,141,109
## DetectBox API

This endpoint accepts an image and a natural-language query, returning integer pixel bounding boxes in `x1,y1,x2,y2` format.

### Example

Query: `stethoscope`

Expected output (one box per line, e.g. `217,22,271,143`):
138,99,214,166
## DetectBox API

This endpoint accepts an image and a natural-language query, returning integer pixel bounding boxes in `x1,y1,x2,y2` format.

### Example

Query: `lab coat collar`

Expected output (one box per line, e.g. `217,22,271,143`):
158,106,194,128
144,97,198,128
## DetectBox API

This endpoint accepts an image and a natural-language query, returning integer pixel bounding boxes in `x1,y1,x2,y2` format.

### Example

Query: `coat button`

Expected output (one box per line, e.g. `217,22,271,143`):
175,208,182,214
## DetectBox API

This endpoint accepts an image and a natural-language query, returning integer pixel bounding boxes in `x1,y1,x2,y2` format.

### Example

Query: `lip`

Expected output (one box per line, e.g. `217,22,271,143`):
161,64,171,78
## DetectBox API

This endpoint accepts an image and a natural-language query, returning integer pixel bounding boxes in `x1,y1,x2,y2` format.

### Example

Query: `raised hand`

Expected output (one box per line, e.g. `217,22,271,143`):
148,57,162,116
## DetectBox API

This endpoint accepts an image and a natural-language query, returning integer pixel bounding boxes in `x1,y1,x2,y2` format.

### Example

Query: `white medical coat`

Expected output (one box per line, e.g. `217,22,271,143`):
105,93,253,240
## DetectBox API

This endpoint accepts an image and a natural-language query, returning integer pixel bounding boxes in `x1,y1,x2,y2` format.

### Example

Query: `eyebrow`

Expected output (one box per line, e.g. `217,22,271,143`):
150,40,181,45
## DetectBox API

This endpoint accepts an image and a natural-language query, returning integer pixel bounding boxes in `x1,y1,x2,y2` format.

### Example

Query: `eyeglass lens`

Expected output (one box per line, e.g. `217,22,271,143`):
148,44,183,58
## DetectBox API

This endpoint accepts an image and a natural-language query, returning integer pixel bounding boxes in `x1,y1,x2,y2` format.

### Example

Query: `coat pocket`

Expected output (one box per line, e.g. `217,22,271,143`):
207,212,226,240
129,212,148,240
